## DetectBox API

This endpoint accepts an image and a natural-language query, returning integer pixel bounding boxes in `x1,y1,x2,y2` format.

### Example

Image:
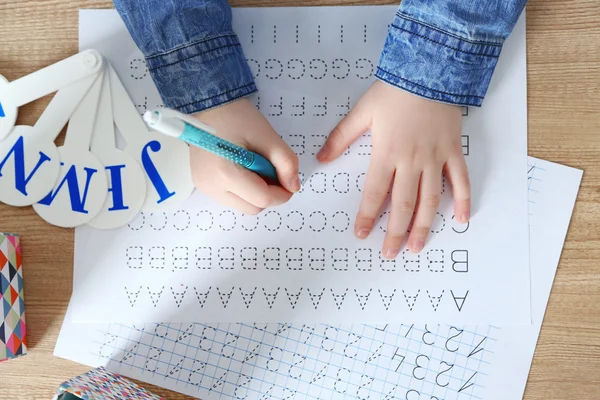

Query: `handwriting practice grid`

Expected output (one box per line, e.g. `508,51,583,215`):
72,7,529,324
55,157,583,400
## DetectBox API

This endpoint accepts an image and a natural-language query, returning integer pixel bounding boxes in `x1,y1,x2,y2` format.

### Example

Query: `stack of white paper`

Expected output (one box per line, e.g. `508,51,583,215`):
53,7,582,400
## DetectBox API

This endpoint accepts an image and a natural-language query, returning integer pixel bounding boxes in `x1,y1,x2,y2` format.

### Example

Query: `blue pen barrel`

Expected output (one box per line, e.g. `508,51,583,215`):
180,123,279,182
216,138,255,166
248,153,278,182
180,124,252,164
144,109,279,183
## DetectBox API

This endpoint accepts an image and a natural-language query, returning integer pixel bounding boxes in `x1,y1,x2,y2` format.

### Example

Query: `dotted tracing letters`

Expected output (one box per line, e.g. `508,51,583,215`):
112,14,479,323
70,10,533,400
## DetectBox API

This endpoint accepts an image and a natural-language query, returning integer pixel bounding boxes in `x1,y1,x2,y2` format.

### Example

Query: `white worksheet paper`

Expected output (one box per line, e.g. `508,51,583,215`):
55,157,582,400
72,7,529,324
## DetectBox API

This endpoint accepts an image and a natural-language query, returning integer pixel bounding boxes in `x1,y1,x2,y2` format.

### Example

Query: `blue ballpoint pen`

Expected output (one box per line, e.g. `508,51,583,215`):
143,108,279,182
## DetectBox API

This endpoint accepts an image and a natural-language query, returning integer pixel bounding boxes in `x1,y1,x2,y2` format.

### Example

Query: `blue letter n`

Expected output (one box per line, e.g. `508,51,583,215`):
37,163,98,214
0,136,51,196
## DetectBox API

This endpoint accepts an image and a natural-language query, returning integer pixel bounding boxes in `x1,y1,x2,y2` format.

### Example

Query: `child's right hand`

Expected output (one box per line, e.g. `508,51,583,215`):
191,98,300,214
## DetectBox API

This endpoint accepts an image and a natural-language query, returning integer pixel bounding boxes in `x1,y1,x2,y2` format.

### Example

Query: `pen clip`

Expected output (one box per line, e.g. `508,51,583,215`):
157,108,218,136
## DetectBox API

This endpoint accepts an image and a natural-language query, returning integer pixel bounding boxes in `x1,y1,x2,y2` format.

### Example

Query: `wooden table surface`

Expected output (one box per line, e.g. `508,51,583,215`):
1,0,599,399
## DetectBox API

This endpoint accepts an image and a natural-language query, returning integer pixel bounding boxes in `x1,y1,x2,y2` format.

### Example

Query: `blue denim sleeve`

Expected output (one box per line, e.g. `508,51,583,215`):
113,0,256,114
376,0,527,106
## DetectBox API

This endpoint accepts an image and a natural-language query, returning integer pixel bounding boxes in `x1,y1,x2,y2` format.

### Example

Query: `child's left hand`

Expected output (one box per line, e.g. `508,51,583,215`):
317,80,471,258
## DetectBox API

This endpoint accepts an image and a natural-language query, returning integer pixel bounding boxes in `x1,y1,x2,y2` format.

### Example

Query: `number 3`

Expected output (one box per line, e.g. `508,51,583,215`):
412,354,430,380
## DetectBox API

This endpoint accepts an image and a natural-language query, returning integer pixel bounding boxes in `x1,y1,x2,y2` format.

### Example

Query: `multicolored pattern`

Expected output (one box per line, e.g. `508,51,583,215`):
57,366,163,400
0,232,26,362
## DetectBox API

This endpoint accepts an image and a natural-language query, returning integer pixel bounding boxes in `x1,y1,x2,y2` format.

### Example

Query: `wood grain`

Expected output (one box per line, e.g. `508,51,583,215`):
0,0,599,399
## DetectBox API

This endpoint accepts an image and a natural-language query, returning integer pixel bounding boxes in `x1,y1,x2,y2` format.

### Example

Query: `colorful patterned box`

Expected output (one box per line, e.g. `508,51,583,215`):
55,366,163,399
0,232,26,361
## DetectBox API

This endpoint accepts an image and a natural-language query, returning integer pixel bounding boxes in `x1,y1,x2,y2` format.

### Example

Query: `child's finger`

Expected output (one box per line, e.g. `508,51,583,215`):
445,154,471,223
218,191,263,215
354,157,395,239
407,168,442,253
382,169,420,259
228,165,293,209
317,103,369,163
250,133,301,193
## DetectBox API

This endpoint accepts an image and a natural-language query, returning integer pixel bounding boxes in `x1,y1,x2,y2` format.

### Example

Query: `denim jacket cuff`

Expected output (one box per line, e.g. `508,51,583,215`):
376,13,504,107
145,34,257,114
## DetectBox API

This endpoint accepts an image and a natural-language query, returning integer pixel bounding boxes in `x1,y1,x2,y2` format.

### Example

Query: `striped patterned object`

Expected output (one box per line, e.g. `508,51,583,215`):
0,232,26,362
56,366,163,399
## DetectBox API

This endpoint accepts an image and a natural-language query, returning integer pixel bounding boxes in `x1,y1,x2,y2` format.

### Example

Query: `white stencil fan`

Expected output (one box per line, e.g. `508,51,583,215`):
87,70,147,229
0,75,99,206
33,73,108,228
0,49,104,141
1,49,194,226
108,66,194,211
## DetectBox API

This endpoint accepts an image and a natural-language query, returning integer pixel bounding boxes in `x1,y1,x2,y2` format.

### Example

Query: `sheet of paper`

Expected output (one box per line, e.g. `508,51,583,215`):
55,157,582,400
72,6,529,324
482,159,582,398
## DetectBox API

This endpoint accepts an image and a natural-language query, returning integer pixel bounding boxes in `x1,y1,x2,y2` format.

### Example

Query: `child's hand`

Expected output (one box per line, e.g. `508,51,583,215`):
191,98,300,214
317,81,470,258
